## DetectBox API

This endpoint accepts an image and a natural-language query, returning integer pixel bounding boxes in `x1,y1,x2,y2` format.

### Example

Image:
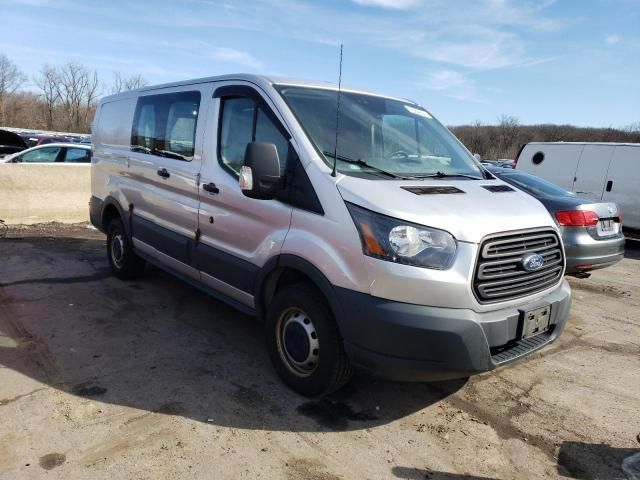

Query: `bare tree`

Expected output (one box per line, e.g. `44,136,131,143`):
56,63,100,132
111,72,148,93
496,115,519,158
34,65,61,130
0,54,27,125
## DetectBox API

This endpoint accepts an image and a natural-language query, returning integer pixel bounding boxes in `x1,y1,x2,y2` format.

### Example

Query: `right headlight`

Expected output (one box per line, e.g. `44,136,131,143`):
346,202,457,269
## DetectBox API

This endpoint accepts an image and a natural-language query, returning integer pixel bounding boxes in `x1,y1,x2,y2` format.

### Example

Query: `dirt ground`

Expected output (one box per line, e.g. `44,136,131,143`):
0,224,638,480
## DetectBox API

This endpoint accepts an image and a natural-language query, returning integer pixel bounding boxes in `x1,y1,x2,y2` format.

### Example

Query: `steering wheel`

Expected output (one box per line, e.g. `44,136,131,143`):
389,150,421,164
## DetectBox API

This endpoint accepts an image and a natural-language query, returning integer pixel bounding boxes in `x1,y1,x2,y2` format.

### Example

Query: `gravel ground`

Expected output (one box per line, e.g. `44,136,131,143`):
0,224,638,480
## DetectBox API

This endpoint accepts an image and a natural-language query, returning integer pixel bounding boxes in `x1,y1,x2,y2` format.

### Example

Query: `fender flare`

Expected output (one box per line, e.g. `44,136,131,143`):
254,254,342,325
97,196,132,238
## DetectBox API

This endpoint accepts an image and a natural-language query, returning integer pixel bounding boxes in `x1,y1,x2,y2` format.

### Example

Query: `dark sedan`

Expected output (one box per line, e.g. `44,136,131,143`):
488,167,625,277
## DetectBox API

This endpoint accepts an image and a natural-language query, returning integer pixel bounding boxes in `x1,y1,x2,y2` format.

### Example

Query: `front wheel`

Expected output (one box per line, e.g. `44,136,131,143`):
265,284,352,397
106,217,145,280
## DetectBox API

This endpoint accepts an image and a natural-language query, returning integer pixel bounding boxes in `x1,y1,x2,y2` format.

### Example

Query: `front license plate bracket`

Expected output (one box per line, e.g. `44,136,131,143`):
521,305,551,339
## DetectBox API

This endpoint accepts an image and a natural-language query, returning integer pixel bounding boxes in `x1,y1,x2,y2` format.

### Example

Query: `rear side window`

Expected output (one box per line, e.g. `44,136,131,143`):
21,147,62,163
64,148,91,163
219,97,288,175
131,91,201,160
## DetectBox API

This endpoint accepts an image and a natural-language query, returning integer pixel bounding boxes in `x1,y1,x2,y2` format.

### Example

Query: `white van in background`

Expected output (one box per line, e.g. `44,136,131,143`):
515,142,640,230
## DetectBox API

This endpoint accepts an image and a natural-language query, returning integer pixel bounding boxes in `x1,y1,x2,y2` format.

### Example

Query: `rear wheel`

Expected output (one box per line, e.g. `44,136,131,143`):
106,217,145,280
265,284,352,396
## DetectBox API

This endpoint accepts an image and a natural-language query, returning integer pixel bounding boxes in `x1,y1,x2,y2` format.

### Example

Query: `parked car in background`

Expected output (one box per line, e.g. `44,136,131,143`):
18,132,41,147
0,129,28,158
34,135,71,146
494,159,515,168
480,159,514,169
514,142,640,230
488,166,625,277
0,143,91,163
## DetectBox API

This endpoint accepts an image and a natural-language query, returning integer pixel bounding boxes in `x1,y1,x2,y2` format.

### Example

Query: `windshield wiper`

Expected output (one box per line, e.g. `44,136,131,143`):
322,151,405,179
411,171,484,180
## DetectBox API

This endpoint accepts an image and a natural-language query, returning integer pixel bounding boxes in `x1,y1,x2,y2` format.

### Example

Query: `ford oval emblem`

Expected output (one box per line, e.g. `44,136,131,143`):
522,253,545,271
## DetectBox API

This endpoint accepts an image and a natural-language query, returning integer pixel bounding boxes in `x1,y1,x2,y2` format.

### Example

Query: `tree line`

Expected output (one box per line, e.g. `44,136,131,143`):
1,53,639,151
450,115,640,160
0,53,147,134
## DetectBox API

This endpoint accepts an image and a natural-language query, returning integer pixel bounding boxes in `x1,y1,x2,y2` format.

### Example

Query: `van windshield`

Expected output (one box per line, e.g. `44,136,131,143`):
275,85,484,179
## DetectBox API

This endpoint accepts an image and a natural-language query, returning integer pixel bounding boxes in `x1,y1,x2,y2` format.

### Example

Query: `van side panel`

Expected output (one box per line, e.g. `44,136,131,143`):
602,146,640,229
572,145,615,200
516,144,583,191
92,97,138,218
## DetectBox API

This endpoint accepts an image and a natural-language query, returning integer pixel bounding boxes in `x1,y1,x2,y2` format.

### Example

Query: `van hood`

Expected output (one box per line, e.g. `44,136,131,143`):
337,176,557,244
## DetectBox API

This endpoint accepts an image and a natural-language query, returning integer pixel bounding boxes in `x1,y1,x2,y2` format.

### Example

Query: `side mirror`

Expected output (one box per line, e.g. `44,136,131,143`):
240,142,282,200
473,153,481,161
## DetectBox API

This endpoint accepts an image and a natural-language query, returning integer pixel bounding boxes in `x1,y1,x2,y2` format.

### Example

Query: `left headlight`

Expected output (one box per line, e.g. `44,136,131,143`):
346,202,457,269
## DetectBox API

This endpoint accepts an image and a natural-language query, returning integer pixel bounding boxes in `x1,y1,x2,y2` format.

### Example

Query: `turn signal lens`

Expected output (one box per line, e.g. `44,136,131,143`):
555,210,599,227
360,223,386,256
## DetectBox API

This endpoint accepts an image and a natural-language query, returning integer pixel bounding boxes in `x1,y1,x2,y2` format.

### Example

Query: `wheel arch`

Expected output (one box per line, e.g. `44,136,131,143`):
255,254,343,327
100,196,131,237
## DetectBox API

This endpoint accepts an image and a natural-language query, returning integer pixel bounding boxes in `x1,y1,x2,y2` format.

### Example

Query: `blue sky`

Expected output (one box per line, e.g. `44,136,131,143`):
0,0,638,127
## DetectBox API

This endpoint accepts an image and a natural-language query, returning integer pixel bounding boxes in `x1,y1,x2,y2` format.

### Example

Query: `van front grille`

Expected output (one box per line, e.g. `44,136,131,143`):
473,229,564,303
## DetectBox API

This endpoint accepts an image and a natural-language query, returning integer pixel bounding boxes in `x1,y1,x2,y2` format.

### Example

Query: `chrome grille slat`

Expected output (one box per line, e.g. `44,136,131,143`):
474,229,564,303
482,232,559,258
478,250,562,280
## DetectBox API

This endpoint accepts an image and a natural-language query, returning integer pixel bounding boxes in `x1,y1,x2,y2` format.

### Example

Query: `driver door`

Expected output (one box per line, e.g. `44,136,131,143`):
196,82,293,307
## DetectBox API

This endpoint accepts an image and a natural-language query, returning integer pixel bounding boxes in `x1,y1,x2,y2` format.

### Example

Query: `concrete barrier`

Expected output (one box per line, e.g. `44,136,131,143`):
0,164,90,224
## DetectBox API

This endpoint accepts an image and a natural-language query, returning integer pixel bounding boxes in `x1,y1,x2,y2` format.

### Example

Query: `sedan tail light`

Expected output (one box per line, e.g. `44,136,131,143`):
555,210,599,227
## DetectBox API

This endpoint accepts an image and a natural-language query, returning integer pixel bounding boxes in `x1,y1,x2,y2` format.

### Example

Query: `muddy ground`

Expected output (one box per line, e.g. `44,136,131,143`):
0,224,638,480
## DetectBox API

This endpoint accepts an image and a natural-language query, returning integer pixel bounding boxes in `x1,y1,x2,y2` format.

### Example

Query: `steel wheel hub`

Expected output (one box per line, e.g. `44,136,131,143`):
278,307,319,377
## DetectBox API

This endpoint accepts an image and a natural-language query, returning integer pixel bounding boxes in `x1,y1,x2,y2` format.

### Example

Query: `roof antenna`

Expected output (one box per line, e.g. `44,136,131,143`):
331,44,343,178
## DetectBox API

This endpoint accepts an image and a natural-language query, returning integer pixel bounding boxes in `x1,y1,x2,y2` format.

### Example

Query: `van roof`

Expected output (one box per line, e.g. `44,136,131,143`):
526,142,640,147
99,73,415,105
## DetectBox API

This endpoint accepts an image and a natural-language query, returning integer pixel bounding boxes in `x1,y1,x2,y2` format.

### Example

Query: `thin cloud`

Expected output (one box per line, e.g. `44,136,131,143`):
417,69,486,103
605,34,620,46
210,47,263,71
351,0,420,9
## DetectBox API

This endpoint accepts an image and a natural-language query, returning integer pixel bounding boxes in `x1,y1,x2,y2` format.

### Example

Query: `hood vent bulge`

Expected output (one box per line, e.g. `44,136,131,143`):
402,186,465,195
482,185,515,193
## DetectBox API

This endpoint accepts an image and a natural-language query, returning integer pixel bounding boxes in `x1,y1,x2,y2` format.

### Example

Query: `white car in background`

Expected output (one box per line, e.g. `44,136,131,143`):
0,143,91,164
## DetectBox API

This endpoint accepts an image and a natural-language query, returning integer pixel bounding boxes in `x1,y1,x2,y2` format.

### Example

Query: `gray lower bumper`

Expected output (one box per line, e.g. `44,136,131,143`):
335,280,572,381
562,229,625,273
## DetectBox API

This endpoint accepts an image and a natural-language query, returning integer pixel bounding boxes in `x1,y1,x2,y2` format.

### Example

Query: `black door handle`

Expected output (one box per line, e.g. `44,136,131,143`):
606,180,613,192
157,168,170,178
202,182,220,194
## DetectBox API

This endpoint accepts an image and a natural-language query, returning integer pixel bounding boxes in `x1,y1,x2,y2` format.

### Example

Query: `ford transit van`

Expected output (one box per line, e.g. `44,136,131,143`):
90,75,571,396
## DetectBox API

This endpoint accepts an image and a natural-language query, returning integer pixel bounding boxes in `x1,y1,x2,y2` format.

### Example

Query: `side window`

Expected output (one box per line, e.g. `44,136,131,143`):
219,98,254,174
219,96,288,175
131,91,201,160
255,108,288,175
22,147,62,163
64,148,91,163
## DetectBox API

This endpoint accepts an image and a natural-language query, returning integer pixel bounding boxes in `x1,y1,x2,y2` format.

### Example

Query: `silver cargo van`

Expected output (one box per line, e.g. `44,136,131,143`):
90,74,571,396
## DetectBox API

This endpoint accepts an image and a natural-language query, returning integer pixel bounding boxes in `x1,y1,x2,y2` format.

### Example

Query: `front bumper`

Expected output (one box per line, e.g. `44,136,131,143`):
562,228,625,273
336,279,571,381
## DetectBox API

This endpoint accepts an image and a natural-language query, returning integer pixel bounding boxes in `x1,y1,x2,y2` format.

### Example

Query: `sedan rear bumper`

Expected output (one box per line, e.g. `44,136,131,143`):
562,227,625,273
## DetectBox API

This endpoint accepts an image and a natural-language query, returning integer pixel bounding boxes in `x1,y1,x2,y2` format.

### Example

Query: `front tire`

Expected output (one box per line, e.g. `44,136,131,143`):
265,284,352,397
106,217,145,280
